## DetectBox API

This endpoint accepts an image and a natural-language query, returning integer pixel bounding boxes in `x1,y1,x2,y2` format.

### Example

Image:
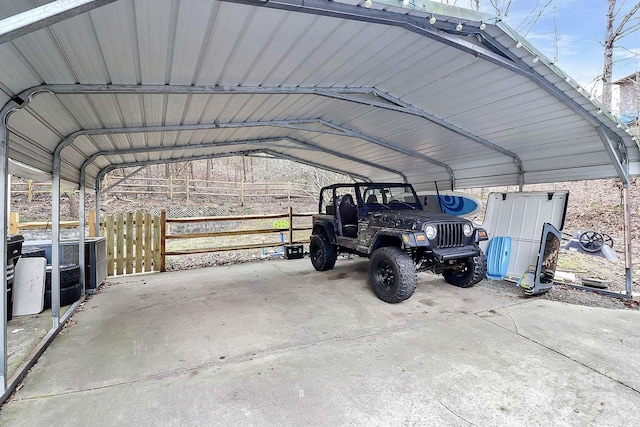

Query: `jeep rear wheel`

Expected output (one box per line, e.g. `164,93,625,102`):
309,234,337,271
369,247,417,303
442,250,487,288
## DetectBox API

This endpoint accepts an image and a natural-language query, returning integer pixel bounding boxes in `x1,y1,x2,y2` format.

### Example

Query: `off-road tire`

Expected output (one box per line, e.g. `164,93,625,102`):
369,246,417,303
309,234,337,271
442,250,487,288
45,264,81,290
44,282,82,309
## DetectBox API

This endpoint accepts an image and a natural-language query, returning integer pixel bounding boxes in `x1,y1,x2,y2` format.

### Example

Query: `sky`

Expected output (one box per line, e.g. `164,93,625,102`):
452,0,640,91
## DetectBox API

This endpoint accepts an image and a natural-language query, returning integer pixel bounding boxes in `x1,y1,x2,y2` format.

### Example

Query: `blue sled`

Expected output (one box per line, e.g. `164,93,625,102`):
486,236,511,280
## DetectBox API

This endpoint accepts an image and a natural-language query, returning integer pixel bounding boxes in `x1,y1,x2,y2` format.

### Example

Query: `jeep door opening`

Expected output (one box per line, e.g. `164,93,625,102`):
310,183,488,303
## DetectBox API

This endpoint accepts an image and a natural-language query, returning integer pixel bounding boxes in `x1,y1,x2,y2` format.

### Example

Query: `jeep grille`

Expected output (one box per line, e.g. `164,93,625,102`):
436,223,465,248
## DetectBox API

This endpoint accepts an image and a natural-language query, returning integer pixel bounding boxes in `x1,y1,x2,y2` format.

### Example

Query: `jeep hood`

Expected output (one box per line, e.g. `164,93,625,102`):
367,210,468,231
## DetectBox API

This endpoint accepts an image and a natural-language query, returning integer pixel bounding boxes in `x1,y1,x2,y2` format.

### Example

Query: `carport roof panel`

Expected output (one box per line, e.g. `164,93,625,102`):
0,0,638,191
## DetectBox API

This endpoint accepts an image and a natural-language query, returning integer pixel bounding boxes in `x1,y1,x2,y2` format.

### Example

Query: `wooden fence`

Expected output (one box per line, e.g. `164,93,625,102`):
9,210,99,236
102,211,162,276
10,177,318,204
10,208,313,277
163,207,313,257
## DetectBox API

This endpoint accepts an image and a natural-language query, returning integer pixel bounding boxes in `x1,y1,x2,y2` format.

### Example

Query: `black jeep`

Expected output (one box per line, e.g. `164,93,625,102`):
309,183,488,303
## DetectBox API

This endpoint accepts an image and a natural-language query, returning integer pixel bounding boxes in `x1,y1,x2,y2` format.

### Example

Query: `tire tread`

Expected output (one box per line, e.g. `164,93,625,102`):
309,234,338,271
443,250,487,288
369,246,417,303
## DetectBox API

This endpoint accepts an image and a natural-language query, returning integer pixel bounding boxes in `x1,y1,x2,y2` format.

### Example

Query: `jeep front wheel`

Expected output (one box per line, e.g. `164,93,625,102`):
442,250,487,288
309,234,337,271
369,247,417,303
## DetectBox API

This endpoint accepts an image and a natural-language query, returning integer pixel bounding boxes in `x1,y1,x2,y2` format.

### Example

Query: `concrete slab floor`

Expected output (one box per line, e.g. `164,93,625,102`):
7,305,72,376
1,257,639,426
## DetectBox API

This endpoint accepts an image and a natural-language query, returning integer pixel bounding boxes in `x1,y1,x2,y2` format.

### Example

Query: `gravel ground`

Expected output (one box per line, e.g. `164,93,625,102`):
476,276,638,310
541,285,639,310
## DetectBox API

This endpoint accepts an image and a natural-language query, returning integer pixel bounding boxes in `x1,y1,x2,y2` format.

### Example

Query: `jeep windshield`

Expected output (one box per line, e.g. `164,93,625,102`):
359,184,421,210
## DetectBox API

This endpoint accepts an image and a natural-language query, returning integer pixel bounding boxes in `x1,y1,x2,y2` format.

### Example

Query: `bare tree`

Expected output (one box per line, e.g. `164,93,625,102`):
205,159,212,187
602,0,640,109
488,0,514,17
438,0,480,9
485,1,553,36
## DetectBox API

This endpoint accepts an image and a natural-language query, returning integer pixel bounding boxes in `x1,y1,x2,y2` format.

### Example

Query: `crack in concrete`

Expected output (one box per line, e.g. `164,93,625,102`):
476,313,640,395
422,387,478,426
503,307,520,335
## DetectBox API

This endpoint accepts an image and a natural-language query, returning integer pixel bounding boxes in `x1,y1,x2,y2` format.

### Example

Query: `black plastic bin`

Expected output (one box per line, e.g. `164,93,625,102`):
6,235,24,321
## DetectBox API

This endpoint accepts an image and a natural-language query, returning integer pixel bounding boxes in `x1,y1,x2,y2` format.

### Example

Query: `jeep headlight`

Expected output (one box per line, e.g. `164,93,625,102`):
463,223,473,237
425,225,437,240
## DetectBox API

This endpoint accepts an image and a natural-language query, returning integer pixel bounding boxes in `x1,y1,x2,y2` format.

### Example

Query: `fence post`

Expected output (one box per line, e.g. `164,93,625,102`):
88,209,96,237
126,212,134,274
186,176,190,202
240,179,245,206
27,179,33,203
169,176,174,201
135,211,143,274
106,215,114,277
9,212,19,235
288,206,293,244
116,214,124,275
160,209,166,272
144,212,152,272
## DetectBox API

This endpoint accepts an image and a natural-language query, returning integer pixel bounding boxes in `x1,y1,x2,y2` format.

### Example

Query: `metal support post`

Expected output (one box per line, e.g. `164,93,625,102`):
95,177,101,236
0,115,9,393
623,183,633,297
79,180,86,297
51,157,61,329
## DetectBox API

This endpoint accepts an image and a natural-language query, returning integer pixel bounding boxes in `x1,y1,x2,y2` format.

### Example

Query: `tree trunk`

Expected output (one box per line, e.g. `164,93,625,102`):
68,193,78,218
205,159,211,187
146,165,152,193
242,157,247,183
602,0,616,109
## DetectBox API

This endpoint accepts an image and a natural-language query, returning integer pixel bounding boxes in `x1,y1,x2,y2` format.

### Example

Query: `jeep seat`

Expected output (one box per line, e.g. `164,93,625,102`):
339,194,358,237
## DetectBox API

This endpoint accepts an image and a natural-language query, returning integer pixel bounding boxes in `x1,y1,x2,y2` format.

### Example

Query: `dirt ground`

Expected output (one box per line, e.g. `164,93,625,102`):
10,178,640,310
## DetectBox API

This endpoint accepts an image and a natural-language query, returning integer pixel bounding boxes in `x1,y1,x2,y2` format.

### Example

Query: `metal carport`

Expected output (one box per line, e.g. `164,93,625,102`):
0,0,638,399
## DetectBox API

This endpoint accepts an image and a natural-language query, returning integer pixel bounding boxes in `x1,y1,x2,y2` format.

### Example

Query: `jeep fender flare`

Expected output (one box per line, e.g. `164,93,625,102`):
370,231,404,253
312,219,337,243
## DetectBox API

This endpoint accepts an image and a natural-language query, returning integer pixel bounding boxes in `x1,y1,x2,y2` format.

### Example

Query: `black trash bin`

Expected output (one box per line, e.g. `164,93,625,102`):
6,235,24,321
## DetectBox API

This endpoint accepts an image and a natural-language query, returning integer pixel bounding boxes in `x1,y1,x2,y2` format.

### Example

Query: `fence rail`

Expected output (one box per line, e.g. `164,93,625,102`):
10,207,314,277
162,207,313,262
11,177,318,204
9,211,98,236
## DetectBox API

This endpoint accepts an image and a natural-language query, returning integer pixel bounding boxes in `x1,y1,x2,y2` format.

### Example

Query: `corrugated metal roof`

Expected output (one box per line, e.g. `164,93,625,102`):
0,0,638,191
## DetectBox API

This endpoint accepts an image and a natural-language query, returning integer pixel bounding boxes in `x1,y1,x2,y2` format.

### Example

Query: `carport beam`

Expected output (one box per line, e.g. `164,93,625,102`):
317,120,455,187
0,115,9,393
95,150,371,185
101,166,146,194
0,0,120,45
58,123,403,185
594,127,629,186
